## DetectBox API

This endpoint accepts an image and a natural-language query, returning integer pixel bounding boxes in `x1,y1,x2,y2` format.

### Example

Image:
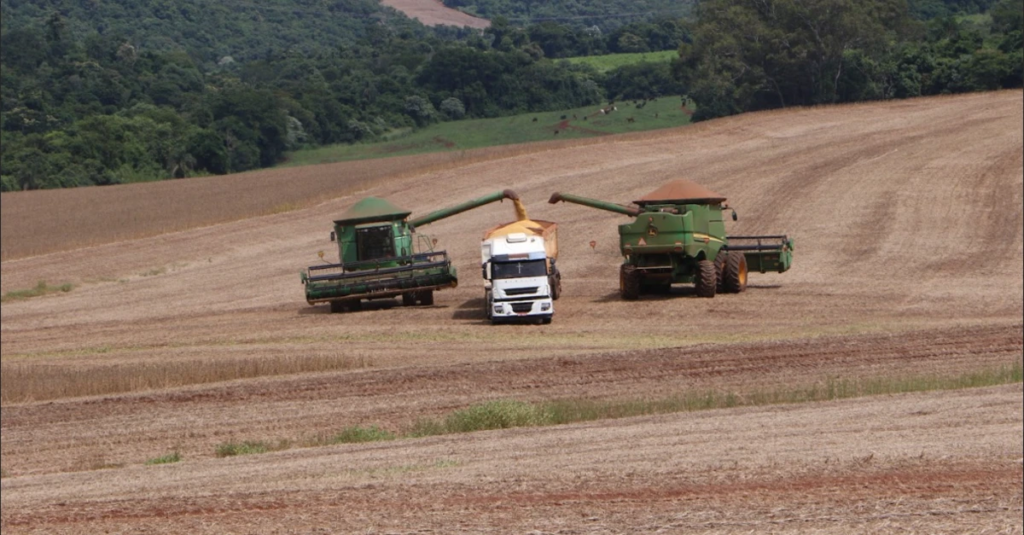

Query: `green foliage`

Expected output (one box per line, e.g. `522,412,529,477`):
145,451,182,465
443,400,553,432
215,440,288,457
201,359,1022,458
399,358,1023,440
406,418,448,438
564,50,678,73
602,61,685,100
3,0,1019,190
677,0,1023,122
0,0,406,65
329,425,396,444
910,0,1001,19
280,97,692,167
1,281,73,303
444,0,694,31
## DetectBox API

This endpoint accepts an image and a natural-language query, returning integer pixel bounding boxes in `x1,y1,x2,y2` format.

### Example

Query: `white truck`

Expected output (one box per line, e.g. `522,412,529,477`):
481,219,560,324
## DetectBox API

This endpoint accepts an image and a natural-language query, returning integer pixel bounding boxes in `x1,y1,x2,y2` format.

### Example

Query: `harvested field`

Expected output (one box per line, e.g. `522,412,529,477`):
381,0,490,28
1,90,1022,533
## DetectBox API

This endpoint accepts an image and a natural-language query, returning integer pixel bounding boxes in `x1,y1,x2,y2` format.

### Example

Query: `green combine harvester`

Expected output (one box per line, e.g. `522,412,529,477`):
549,179,793,299
302,190,519,312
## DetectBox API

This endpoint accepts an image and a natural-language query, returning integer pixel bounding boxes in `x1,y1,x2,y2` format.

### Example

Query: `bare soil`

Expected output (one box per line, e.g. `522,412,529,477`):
381,0,490,28
1,91,1022,533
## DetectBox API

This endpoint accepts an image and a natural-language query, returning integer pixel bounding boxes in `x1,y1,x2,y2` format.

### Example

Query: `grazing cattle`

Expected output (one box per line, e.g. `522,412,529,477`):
627,117,635,123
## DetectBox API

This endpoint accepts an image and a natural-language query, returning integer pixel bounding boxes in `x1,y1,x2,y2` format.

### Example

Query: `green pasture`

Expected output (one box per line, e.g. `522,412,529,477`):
562,50,678,72
280,96,694,167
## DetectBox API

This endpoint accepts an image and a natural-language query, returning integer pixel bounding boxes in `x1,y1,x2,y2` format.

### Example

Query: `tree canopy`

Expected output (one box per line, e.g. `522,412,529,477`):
1,0,1020,191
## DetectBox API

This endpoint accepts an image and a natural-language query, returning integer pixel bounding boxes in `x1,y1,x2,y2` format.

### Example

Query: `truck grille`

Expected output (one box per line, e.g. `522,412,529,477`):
510,302,534,314
504,287,539,296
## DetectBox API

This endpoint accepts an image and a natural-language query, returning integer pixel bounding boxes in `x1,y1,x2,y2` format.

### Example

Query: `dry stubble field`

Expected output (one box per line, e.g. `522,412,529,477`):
1,91,1022,533
379,0,490,29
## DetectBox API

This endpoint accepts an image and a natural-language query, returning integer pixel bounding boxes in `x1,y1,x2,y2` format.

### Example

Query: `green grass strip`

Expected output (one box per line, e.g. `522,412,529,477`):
215,439,290,458
1,280,73,303
401,360,1022,437
145,451,182,465
327,425,396,444
211,360,1022,458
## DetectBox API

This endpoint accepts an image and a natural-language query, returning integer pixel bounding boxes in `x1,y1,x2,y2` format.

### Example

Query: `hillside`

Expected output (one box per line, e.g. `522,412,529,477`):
382,0,490,28
0,0,402,63
441,0,693,29
1,91,1022,533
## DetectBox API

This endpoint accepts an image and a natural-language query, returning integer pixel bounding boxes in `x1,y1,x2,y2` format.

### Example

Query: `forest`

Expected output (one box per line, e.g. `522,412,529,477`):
1,0,1021,191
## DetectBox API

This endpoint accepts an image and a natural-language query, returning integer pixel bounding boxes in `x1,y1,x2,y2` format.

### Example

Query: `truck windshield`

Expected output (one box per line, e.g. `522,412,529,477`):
492,259,547,279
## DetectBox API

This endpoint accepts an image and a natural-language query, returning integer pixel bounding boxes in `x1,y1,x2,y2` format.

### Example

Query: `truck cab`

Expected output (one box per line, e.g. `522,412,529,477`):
482,233,556,324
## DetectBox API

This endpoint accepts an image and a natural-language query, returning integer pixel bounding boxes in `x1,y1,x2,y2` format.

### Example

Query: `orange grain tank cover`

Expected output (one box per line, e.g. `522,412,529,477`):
634,179,727,205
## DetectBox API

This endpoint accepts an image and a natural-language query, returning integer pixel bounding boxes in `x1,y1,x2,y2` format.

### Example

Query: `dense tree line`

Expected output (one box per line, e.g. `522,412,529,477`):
2,0,1021,191
674,0,1022,121
442,0,694,30
0,7,686,191
0,0,408,65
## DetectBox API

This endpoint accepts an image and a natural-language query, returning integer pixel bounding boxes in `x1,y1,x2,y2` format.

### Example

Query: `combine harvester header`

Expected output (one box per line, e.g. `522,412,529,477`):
302,190,519,312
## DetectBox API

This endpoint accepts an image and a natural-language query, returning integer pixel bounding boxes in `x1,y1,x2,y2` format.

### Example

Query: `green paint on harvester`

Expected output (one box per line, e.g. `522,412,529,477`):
549,179,793,299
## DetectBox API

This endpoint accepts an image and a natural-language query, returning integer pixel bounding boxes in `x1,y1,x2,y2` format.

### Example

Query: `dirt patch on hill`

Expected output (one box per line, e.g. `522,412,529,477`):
381,0,489,28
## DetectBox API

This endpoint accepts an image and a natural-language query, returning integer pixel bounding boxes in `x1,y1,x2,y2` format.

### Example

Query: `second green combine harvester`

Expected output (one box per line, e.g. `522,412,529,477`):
302,190,519,312
549,179,793,299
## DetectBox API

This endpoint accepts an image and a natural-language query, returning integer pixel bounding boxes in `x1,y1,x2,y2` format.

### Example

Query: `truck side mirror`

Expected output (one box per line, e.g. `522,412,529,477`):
330,231,336,242
731,209,738,221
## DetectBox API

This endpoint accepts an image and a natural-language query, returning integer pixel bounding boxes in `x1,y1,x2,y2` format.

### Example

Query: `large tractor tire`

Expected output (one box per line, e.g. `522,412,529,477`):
694,259,717,298
714,251,728,293
620,264,641,300
418,290,435,306
722,251,748,293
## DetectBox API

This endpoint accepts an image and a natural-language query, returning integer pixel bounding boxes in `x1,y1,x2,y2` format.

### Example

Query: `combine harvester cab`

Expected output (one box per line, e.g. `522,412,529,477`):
549,179,793,300
302,190,519,313
481,197,560,324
